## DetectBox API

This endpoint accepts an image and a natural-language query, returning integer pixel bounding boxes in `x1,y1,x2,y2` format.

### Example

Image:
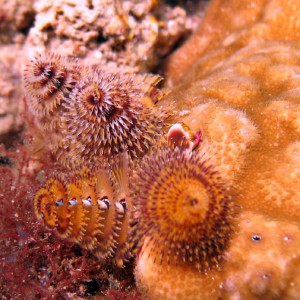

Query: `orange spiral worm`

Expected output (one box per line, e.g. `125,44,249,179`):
23,52,81,117
58,67,170,167
132,145,237,271
23,52,82,140
34,156,133,266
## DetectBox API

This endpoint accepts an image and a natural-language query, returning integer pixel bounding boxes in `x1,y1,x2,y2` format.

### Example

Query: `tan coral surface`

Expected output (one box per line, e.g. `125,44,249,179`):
136,212,300,300
136,0,300,299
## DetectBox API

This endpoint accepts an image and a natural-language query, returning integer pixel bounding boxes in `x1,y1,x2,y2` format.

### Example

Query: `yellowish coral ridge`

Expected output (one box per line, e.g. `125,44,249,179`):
135,0,300,299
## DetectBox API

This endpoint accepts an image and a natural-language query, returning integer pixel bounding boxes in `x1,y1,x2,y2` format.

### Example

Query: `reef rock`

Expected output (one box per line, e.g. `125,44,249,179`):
0,45,25,147
26,0,193,72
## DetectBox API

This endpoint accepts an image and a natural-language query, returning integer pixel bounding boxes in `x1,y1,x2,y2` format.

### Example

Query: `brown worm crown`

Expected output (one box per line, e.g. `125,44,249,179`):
132,145,237,270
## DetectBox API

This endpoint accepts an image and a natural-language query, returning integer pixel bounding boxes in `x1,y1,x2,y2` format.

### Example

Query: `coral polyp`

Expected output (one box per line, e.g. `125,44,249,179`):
34,158,133,266
61,68,170,164
23,52,80,118
133,146,237,270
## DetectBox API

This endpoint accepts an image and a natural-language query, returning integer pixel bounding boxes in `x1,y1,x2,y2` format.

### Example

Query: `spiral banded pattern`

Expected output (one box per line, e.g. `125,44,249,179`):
59,68,170,166
23,53,80,117
34,159,133,267
133,146,237,270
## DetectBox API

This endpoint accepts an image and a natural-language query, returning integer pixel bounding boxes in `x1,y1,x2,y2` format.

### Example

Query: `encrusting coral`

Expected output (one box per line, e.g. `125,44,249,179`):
164,0,300,86
134,0,300,299
178,101,259,185
220,211,300,299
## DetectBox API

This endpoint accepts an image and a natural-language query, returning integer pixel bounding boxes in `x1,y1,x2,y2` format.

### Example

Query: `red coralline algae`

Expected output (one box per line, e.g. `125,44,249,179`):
0,145,136,299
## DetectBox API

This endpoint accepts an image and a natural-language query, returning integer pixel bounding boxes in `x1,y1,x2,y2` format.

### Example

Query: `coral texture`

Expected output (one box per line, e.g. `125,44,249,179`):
136,211,300,300
221,212,300,299
135,0,300,299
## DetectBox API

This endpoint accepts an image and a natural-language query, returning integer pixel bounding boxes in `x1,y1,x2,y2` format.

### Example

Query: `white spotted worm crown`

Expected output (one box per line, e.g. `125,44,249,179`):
33,155,134,267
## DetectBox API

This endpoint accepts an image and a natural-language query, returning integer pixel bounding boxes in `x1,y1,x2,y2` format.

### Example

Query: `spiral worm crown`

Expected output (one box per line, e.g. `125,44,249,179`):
59,68,170,166
133,146,237,270
23,53,80,117
34,158,133,267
